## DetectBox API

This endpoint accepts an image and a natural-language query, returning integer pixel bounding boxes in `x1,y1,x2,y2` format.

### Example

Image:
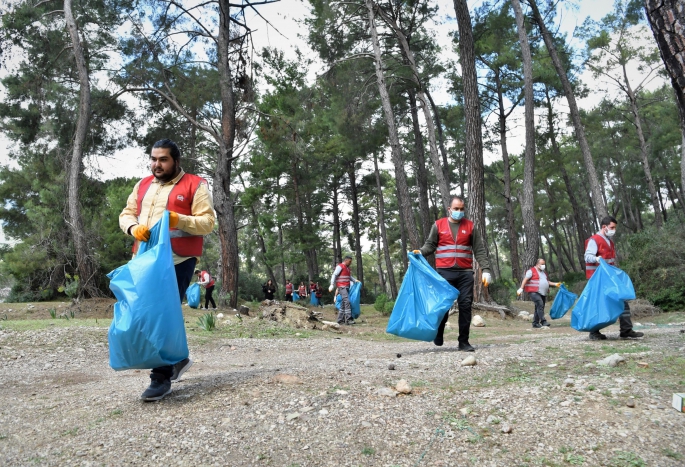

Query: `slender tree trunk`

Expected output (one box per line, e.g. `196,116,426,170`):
366,0,420,248
276,191,286,286
214,0,240,308
408,89,432,240
644,0,685,199
347,162,364,286
425,89,452,186
495,69,521,282
375,226,387,295
64,0,97,298
374,154,398,298
331,179,342,268
622,64,663,228
375,5,451,208
512,0,539,272
529,0,608,219
454,0,489,302
657,182,668,223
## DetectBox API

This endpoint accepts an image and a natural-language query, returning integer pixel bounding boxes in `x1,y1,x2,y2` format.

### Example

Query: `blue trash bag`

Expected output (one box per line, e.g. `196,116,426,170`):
386,253,460,342
293,291,300,301
310,294,319,306
349,281,362,319
107,211,189,370
571,258,636,332
186,283,201,309
335,293,341,310
549,284,578,320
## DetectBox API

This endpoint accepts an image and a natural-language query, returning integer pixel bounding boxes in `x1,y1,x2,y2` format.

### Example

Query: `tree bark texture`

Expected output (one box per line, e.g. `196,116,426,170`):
512,0,539,271
64,0,97,298
528,0,608,220
644,0,685,198
347,163,364,285
374,153,398,298
366,0,420,249
216,0,240,308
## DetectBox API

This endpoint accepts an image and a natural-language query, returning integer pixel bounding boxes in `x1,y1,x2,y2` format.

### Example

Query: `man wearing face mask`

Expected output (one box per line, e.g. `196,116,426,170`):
584,216,643,341
413,196,492,352
517,258,561,328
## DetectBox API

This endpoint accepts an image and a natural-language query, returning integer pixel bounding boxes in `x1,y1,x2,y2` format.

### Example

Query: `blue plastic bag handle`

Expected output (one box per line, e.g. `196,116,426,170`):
137,210,170,256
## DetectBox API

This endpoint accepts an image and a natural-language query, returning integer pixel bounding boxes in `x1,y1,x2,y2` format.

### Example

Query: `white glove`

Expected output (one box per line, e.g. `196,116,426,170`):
595,256,602,263
482,272,492,287
517,288,523,296
328,285,334,292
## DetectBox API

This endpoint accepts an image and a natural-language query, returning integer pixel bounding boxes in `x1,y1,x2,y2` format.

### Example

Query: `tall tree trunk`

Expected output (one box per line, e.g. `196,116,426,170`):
408,89,432,240
374,154,398,298
375,226,387,295
375,5,451,208
366,0,420,248
512,0,539,271
529,0,608,220
347,162,364,286
622,63,663,228
644,0,685,200
425,88,452,186
495,69,521,282
331,178,342,269
215,0,240,308
64,0,97,298
543,86,588,268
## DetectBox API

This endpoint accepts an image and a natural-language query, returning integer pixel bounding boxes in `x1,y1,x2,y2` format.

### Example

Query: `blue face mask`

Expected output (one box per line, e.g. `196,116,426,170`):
450,210,464,221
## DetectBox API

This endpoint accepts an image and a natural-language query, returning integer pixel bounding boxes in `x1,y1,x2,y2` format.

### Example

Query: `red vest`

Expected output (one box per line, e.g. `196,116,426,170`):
285,283,293,294
298,285,306,295
201,271,215,288
524,267,547,293
336,263,352,287
310,283,317,293
434,217,474,269
133,173,208,257
585,234,616,279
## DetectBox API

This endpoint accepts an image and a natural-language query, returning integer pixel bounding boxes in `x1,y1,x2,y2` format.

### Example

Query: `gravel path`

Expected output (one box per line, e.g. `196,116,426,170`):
1,318,684,466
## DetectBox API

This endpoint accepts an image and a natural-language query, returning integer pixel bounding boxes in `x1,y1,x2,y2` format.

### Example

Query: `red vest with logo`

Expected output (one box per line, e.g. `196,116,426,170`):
434,217,474,269
585,234,616,279
298,285,306,295
285,283,293,294
524,267,547,293
336,263,352,287
201,271,215,288
134,173,208,257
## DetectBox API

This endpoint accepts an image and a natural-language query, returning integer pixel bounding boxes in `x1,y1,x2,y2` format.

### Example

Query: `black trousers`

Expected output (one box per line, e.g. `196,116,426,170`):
590,302,634,335
204,285,216,309
151,257,197,380
436,270,474,345
285,293,292,302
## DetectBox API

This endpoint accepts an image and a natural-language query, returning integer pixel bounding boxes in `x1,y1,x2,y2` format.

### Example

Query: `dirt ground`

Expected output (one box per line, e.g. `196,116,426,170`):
1,299,684,466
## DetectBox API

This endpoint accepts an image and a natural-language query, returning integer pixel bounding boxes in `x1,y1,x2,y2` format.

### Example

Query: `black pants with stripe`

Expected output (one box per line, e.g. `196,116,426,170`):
436,269,474,345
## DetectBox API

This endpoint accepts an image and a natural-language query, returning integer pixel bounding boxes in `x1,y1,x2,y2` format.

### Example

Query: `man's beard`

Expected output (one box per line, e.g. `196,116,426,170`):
153,162,178,182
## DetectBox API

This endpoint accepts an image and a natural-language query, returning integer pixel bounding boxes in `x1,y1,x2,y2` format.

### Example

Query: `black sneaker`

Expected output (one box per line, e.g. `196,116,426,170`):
532,323,542,329
589,331,607,340
141,376,171,401
458,342,475,352
170,358,193,382
620,330,644,339
541,321,551,327
433,333,444,347
346,319,356,325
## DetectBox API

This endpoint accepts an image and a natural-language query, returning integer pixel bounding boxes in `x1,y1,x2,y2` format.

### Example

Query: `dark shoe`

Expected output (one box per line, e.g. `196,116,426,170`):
141,376,171,401
458,342,475,352
347,319,356,325
589,331,607,340
620,330,644,339
170,357,193,382
532,323,542,329
433,333,444,347
541,321,550,327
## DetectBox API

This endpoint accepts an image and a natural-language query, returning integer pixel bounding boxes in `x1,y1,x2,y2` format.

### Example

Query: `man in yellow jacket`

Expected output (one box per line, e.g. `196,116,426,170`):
119,139,215,401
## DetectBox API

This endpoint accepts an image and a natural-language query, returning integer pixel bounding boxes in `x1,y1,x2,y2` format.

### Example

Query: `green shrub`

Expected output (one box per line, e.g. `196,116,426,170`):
487,278,514,306
374,293,388,312
197,312,216,331
383,300,395,316
621,221,685,311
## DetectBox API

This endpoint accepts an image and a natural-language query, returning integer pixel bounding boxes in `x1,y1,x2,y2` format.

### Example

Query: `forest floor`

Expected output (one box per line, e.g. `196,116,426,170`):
1,299,684,467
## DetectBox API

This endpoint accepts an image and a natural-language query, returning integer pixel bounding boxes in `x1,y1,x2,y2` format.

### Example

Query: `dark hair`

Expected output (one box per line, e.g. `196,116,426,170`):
450,195,465,206
152,139,181,162
194,269,200,274
600,216,618,228
343,255,353,261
